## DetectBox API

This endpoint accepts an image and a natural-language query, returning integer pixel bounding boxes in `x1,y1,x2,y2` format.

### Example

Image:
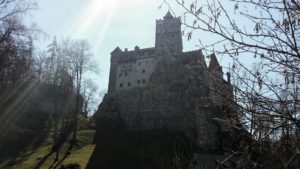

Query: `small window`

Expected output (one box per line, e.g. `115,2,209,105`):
128,82,131,86
171,43,174,46
137,80,140,84
138,62,141,65
142,79,146,83
119,73,122,77
160,44,164,47
142,69,146,73
125,72,128,76
120,83,123,88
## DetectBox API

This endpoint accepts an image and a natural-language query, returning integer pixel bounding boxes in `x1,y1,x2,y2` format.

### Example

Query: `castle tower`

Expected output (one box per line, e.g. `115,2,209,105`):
108,47,122,93
208,54,226,106
208,54,223,80
155,11,182,55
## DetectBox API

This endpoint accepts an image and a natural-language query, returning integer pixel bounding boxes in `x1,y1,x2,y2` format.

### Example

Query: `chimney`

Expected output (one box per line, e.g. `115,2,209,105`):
226,72,231,84
135,45,139,51
125,48,128,52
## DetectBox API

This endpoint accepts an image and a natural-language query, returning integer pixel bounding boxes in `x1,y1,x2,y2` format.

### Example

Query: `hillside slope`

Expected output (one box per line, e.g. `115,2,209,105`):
0,80,74,159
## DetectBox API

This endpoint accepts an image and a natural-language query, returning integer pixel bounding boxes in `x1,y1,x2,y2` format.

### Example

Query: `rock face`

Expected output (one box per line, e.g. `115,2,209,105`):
95,56,234,152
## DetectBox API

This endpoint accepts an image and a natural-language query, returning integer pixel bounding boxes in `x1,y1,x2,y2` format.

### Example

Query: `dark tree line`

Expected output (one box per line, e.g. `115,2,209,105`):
37,38,98,162
164,0,300,168
0,0,99,164
0,0,37,86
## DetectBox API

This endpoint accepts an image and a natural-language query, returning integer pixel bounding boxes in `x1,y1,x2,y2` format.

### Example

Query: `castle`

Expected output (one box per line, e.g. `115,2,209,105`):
97,11,234,152
108,12,230,100
93,12,237,168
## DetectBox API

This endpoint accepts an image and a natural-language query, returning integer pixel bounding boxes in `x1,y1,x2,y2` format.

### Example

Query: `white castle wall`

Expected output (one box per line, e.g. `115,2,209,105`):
115,57,156,90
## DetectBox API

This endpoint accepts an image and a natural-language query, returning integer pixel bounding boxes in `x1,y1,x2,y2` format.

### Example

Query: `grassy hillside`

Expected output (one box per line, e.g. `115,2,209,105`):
0,80,78,159
0,80,95,169
0,80,195,169
0,129,96,169
0,112,96,169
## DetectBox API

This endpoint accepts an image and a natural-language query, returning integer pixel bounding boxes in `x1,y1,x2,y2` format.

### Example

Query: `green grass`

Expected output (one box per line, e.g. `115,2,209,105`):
62,144,96,168
0,130,96,169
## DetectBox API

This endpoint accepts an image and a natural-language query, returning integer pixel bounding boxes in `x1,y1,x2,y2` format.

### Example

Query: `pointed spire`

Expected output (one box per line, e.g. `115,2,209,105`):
163,10,174,20
111,46,122,54
208,54,222,72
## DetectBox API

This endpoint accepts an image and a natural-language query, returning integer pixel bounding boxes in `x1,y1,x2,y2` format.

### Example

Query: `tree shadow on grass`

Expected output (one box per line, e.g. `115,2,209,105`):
50,143,73,169
0,81,71,168
0,112,52,168
33,151,54,169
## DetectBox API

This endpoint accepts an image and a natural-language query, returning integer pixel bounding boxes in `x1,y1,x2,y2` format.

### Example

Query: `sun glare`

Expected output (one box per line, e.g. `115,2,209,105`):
73,0,120,37
101,0,120,9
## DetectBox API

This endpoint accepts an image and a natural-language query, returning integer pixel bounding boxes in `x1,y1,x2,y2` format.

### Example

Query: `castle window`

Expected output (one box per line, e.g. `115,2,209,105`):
142,69,146,73
171,43,174,46
137,80,140,84
125,72,128,76
120,83,123,88
142,79,146,83
138,62,141,65
119,73,122,77
128,82,131,86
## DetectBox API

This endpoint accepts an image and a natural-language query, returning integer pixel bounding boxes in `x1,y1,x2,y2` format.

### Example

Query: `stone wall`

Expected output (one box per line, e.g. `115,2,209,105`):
96,56,232,150
116,56,156,90
108,12,184,93
155,12,182,54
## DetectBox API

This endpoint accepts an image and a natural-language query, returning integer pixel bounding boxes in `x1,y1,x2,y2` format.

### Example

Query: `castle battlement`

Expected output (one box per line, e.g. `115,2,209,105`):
112,47,155,63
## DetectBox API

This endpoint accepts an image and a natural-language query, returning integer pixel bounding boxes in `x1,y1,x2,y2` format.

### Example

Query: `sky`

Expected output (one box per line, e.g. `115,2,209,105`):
23,0,244,114
28,0,215,91
29,0,163,91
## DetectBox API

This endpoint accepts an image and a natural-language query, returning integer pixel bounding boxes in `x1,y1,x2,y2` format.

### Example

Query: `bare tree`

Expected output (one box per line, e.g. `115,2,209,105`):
0,0,38,86
82,79,98,116
61,39,98,145
164,0,300,168
33,50,47,81
0,0,37,43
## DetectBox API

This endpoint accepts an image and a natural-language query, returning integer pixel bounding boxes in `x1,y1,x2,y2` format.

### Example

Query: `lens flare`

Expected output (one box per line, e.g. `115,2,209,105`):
73,0,120,37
